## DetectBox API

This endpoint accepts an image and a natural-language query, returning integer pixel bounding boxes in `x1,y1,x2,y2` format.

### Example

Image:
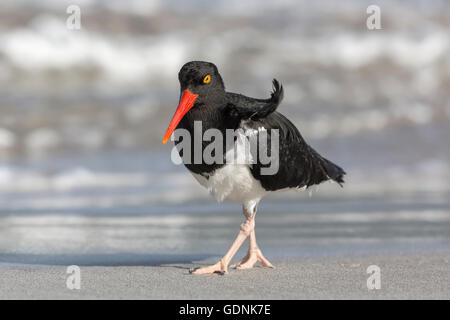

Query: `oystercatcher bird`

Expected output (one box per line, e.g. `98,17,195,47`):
163,61,345,274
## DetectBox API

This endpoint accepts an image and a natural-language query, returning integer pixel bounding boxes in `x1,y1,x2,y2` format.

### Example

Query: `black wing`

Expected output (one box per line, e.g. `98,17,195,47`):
242,111,345,191
225,79,284,121
223,79,345,191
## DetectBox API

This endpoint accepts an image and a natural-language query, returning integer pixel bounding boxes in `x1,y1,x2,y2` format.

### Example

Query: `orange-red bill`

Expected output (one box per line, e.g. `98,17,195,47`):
162,90,199,144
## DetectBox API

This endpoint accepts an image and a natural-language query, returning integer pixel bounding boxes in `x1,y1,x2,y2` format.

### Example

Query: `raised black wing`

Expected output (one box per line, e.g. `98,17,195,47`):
225,79,284,121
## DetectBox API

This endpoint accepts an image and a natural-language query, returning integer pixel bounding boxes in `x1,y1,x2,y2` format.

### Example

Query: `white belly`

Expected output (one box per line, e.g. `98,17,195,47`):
190,126,270,205
192,164,268,204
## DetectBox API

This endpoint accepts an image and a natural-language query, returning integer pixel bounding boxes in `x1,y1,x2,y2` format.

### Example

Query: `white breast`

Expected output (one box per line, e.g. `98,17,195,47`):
191,128,268,204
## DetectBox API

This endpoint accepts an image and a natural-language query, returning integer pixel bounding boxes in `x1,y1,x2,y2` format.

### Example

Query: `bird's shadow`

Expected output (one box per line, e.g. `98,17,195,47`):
0,253,218,270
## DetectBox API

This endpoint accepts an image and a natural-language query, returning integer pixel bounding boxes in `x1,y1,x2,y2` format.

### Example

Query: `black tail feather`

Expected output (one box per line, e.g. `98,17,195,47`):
322,159,346,187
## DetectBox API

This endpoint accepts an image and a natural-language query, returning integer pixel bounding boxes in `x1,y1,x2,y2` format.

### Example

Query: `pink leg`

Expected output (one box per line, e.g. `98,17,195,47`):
190,216,254,275
232,229,274,269
232,205,274,270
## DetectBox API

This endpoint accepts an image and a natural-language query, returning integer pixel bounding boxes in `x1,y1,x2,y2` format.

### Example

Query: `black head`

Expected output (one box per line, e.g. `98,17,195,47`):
162,61,226,144
178,61,225,100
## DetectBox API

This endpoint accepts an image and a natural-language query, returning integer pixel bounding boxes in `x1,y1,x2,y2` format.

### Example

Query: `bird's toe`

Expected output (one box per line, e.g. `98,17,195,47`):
189,267,200,274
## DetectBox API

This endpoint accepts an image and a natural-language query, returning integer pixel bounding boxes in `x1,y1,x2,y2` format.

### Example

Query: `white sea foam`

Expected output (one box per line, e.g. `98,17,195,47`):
0,14,448,84
0,128,16,149
298,102,440,139
0,166,151,192
0,3,447,147
0,15,188,84
25,128,61,152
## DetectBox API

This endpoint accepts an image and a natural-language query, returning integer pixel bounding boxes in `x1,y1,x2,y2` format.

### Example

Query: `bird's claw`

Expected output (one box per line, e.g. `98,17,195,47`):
189,267,200,274
189,261,228,275
215,270,226,276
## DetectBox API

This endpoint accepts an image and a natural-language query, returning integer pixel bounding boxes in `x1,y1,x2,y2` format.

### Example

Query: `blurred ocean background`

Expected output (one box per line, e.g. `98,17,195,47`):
0,0,449,263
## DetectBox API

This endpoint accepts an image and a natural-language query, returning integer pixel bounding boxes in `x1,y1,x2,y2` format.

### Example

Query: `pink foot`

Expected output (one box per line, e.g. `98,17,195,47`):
232,248,274,269
190,260,227,275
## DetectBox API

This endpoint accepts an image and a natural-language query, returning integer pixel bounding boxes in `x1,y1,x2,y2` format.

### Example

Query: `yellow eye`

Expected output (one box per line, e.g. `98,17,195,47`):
203,74,211,84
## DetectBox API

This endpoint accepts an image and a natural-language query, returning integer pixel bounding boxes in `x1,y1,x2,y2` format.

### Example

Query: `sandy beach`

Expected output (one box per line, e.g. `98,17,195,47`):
1,253,449,299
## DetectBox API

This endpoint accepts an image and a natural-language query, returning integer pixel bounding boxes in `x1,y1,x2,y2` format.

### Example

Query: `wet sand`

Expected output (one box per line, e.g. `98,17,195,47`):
0,252,449,299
